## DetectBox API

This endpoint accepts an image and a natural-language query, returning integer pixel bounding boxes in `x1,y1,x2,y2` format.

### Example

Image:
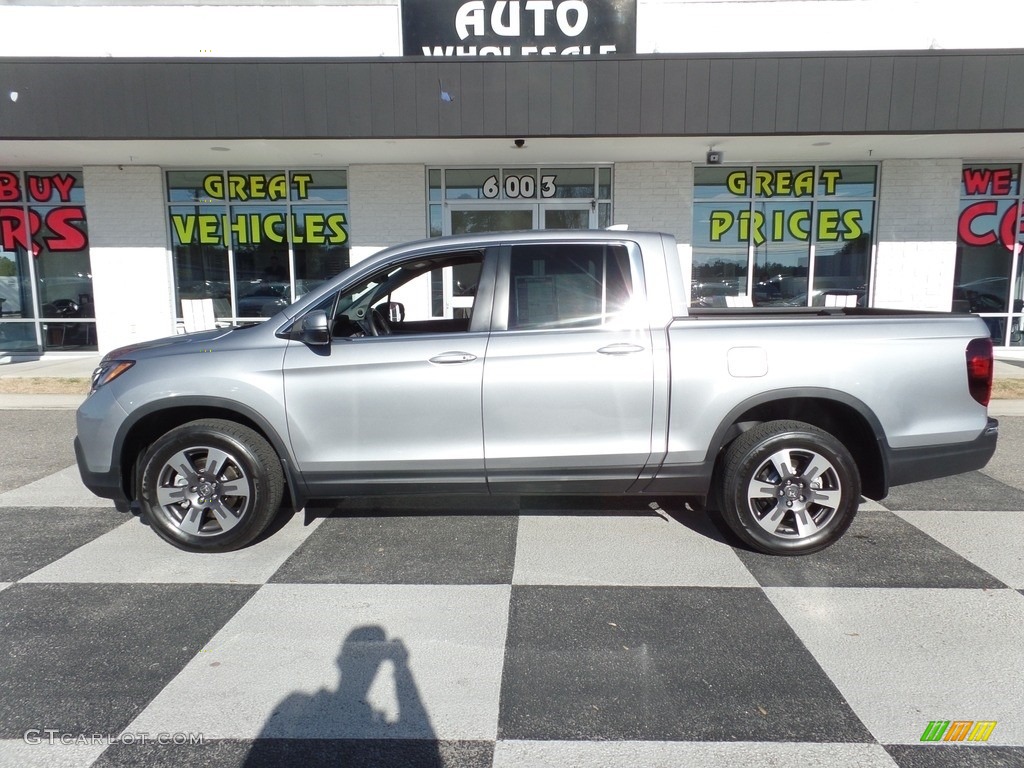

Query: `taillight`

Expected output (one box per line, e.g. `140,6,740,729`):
966,337,993,407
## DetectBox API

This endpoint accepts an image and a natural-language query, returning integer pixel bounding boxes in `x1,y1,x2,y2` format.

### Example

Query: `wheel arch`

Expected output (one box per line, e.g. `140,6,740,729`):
114,397,305,510
707,388,889,501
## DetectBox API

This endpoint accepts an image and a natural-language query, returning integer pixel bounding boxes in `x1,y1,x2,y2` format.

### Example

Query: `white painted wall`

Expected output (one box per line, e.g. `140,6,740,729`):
82,166,176,355
637,0,1021,54
872,159,961,312
1,1,1017,58
0,4,401,58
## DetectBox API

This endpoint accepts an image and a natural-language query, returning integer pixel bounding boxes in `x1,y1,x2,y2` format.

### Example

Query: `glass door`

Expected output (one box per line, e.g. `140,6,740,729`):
543,204,593,230
448,206,535,236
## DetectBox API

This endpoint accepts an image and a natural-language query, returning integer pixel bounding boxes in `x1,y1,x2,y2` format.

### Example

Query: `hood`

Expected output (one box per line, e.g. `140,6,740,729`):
101,326,242,362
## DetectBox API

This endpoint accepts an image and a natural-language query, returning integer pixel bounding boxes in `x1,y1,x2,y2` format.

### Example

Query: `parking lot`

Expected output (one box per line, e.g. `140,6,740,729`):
0,391,1022,767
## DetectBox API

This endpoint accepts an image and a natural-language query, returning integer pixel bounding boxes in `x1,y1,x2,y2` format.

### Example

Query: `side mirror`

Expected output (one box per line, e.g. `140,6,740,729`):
298,310,330,346
382,301,405,323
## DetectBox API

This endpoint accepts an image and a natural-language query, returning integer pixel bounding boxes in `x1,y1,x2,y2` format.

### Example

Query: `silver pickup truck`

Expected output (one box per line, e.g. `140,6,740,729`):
75,230,998,555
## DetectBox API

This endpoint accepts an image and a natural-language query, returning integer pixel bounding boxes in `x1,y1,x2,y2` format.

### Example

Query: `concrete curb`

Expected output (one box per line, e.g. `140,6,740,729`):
0,394,88,410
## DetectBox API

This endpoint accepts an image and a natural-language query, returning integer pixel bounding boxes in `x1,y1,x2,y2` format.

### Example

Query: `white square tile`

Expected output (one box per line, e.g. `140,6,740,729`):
0,466,112,509
21,514,321,584
513,511,757,587
766,587,1024,745
895,510,1024,588
0,738,106,768
126,584,511,741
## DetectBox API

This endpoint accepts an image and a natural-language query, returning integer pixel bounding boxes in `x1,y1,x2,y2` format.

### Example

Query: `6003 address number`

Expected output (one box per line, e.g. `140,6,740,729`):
482,174,557,199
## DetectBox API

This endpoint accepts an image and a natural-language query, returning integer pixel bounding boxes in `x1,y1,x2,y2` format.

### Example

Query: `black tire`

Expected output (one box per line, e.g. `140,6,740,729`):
138,419,284,552
718,420,860,555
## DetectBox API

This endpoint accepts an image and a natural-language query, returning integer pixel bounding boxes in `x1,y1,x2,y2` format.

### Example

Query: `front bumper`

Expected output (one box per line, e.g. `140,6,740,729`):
74,435,131,511
886,417,999,489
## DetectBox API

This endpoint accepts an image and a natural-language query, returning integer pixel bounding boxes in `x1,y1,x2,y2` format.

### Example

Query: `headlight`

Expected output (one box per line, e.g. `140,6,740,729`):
90,360,135,392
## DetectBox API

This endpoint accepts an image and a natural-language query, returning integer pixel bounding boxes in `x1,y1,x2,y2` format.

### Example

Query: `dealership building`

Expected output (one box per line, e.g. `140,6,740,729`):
1,0,1023,357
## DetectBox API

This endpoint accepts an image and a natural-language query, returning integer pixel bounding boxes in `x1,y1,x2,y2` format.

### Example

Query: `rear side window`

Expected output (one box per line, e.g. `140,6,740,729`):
508,244,632,330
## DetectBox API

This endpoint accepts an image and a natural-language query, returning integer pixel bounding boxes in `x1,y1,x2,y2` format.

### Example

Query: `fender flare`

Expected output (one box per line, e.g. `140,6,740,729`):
111,395,308,509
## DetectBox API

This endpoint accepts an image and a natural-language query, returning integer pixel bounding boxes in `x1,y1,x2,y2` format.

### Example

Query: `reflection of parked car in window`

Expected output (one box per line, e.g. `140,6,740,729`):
953,277,1009,313
238,282,290,318
691,281,739,306
771,288,866,308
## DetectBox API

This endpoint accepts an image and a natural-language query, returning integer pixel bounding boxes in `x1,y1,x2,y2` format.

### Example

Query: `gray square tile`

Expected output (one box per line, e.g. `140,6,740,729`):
493,741,900,768
894,510,1024,588
734,510,1004,588
0,411,77,493
0,583,258,739
270,513,517,584
766,588,1024,745
0,508,126,581
882,472,1024,512
498,585,872,742
885,744,1024,767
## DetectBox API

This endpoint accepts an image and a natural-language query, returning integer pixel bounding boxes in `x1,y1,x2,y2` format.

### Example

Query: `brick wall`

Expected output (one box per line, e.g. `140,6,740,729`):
348,164,426,264
82,166,175,354
613,162,693,244
873,159,960,311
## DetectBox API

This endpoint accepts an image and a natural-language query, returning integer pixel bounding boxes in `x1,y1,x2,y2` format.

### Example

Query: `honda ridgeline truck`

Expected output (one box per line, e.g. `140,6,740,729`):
75,230,999,555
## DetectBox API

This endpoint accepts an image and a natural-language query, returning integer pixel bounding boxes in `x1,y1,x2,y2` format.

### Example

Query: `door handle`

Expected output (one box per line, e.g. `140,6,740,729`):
429,351,478,364
597,343,645,355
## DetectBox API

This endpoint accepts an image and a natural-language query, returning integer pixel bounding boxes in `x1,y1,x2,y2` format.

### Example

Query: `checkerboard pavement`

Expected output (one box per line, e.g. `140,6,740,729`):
1,414,1023,767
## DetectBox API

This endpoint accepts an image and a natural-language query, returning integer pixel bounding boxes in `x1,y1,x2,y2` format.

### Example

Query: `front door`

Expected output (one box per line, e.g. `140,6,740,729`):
282,249,492,495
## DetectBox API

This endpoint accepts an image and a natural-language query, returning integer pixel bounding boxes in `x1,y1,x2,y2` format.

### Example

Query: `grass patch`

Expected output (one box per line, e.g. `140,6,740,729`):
0,376,91,395
992,378,1024,400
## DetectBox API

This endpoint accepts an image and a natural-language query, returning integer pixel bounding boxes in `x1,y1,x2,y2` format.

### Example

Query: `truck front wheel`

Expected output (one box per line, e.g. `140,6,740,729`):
718,420,860,555
138,419,284,552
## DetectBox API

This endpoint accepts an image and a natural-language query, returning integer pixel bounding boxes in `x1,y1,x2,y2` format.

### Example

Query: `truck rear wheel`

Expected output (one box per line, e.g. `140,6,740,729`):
138,419,284,552
718,420,860,555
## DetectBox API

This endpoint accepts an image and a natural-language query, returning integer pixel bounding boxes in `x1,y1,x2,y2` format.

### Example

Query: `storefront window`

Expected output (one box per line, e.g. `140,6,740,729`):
692,165,876,307
167,170,349,322
0,170,93,353
954,164,1024,347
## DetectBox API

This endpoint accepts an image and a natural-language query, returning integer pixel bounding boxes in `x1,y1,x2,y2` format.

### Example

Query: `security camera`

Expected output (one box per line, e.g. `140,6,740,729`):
706,150,723,165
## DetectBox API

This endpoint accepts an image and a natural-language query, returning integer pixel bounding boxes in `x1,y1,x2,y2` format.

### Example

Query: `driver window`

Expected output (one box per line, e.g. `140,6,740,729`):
332,251,483,338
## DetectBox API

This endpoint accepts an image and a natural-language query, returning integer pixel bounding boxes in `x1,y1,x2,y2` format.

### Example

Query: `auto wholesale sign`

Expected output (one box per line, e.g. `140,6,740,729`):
402,0,636,57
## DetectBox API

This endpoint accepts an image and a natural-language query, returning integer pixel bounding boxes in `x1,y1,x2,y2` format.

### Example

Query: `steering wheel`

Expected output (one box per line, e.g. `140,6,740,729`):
358,306,392,336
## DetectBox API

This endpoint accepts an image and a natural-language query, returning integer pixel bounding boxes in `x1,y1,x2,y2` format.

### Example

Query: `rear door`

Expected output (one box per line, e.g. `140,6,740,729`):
482,241,656,492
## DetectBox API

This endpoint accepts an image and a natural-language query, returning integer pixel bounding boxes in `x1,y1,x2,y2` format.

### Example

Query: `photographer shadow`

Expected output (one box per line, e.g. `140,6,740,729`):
243,625,442,767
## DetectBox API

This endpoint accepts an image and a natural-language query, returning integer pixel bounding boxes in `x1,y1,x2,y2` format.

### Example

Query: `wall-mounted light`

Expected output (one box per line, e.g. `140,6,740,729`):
513,138,526,149
706,149,723,165
9,91,18,103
